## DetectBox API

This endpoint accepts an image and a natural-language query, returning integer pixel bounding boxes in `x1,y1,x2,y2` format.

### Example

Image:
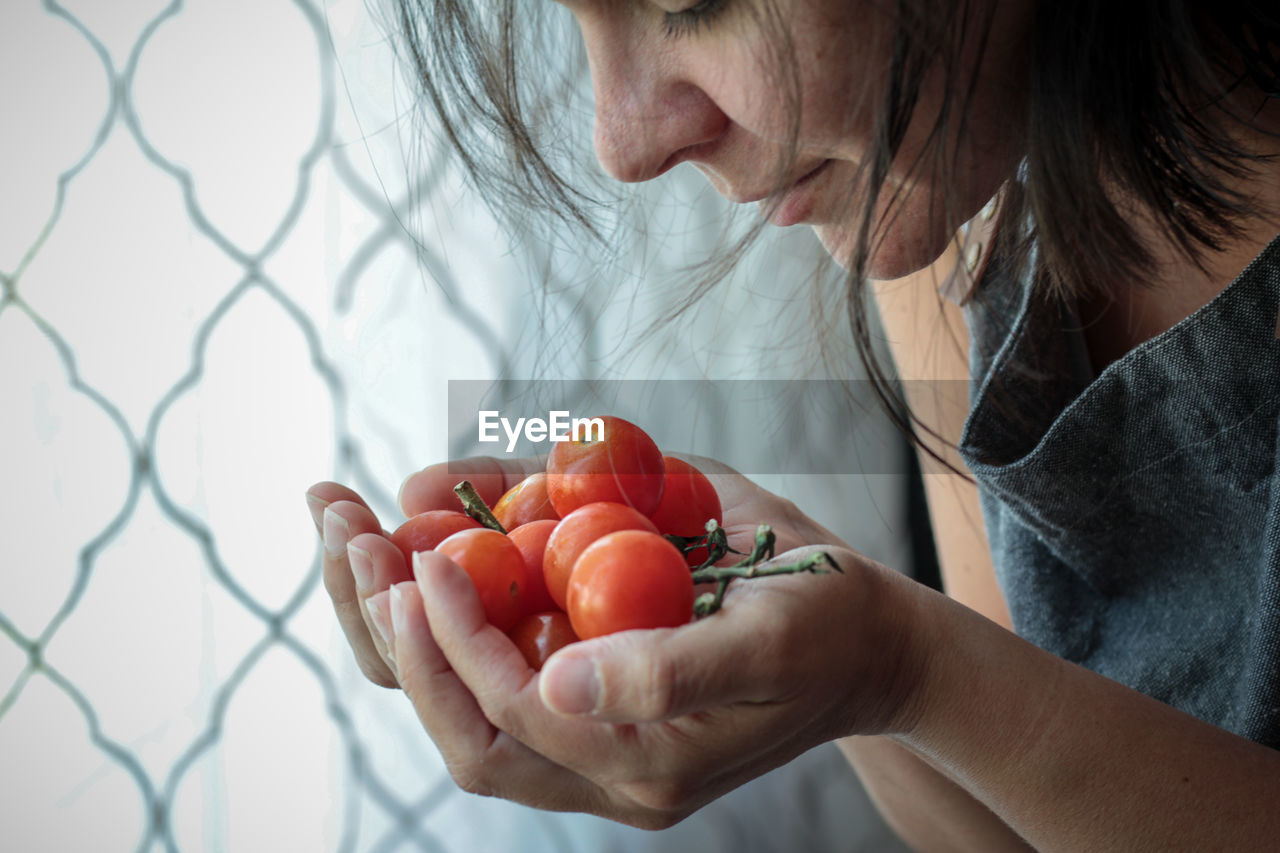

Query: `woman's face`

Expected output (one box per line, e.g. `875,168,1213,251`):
558,0,1031,277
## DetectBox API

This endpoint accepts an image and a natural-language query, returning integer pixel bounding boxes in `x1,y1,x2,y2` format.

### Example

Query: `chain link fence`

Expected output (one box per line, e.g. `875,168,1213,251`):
1,1,913,850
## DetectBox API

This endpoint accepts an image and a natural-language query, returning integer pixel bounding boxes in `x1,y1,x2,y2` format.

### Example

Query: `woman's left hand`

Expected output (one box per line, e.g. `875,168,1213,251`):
312,460,930,829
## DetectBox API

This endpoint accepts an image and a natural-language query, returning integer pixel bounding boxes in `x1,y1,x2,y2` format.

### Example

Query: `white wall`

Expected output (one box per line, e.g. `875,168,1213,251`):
0,1,911,850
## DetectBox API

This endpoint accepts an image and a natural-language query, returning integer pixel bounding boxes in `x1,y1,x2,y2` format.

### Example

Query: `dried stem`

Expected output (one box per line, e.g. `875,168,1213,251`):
453,480,506,534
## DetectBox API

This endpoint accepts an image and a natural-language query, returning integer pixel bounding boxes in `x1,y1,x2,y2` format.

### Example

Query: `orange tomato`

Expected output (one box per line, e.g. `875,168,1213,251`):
646,456,723,567
543,502,658,611
508,611,579,670
493,472,560,530
507,519,559,615
390,510,482,570
566,530,694,640
545,415,665,516
436,528,526,632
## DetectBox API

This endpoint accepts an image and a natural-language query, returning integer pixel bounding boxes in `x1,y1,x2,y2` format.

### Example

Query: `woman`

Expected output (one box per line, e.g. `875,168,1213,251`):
308,1,1280,848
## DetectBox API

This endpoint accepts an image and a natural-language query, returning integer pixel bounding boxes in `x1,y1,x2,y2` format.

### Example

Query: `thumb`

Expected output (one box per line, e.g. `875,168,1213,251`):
538,612,784,722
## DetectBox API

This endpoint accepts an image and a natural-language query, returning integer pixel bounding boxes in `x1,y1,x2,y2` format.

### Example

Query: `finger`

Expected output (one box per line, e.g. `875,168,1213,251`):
388,578,611,812
411,553,802,826
349,532,414,670
539,593,795,724
305,482,377,543
305,481,371,520
318,499,397,687
398,456,545,518
411,551,626,753
411,550,543,719
411,546,739,734
389,579,495,754
410,553,627,793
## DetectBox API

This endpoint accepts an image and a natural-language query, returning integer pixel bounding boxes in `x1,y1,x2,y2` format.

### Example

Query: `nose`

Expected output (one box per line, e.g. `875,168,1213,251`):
581,22,729,182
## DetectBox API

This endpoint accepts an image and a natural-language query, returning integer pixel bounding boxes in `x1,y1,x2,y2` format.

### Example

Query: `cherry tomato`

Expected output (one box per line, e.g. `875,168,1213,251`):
493,471,560,530
508,611,579,670
507,519,559,615
545,415,665,517
390,510,482,570
566,530,694,640
646,456,724,567
543,502,659,611
436,528,526,632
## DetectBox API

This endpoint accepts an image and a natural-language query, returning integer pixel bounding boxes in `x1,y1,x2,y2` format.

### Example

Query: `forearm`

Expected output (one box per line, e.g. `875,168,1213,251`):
839,735,1033,852
898,586,1280,851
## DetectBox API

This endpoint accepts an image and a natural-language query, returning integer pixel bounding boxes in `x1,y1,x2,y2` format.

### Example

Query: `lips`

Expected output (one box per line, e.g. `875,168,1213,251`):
718,160,828,203
760,159,833,226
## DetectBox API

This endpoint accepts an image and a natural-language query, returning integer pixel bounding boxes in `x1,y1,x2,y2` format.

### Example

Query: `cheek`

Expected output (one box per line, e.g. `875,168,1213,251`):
695,6,886,149
788,9,891,147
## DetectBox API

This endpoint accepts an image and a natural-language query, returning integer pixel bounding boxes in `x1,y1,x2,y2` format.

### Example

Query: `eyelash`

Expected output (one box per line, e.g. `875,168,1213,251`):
662,0,729,39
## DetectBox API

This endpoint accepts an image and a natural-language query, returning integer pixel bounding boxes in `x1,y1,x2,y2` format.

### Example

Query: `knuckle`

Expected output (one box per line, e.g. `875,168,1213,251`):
356,654,398,689
483,696,525,742
321,566,343,598
449,761,495,798
327,499,363,523
321,562,354,601
773,495,804,522
636,652,678,720
624,777,697,821
748,609,802,693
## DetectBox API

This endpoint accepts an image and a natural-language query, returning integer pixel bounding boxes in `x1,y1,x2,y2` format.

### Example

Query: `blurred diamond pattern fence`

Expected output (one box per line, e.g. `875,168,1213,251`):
0,1,912,851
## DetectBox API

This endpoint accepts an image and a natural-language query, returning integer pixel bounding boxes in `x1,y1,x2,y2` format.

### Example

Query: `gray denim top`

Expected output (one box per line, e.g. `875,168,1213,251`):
957,231,1280,750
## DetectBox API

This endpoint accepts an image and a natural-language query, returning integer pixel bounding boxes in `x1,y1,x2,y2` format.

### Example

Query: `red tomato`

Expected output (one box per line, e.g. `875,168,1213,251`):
508,611,579,670
507,519,559,615
390,511,482,569
543,502,659,611
646,457,724,567
566,530,694,640
545,415,665,517
493,472,560,530
435,528,526,632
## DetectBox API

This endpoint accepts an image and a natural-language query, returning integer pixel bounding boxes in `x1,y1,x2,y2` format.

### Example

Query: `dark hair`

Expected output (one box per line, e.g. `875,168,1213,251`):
386,0,1280,474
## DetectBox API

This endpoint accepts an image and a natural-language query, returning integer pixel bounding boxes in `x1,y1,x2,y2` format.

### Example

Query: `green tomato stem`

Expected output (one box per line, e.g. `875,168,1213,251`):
690,524,843,616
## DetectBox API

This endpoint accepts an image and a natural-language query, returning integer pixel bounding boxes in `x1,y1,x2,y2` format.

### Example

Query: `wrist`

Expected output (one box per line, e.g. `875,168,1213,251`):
838,560,945,739
878,569,948,739
888,585,1068,791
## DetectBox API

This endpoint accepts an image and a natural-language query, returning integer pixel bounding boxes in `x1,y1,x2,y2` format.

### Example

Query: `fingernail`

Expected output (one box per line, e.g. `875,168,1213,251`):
541,656,600,715
323,507,349,558
305,492,329,533
411,549,440,585
389,583,410,637
411,550,427,583
347,542,373,591
366,593,394,662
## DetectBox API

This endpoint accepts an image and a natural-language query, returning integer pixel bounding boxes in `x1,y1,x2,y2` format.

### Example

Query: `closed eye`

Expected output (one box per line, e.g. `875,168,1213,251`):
663,0,730,39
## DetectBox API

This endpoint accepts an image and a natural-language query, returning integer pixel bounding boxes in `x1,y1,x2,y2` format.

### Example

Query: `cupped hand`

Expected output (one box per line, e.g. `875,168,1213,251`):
307,456,541,687
308,456,929,828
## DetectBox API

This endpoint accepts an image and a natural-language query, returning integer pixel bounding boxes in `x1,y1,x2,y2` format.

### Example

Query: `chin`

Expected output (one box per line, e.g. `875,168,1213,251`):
813,218,952,280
